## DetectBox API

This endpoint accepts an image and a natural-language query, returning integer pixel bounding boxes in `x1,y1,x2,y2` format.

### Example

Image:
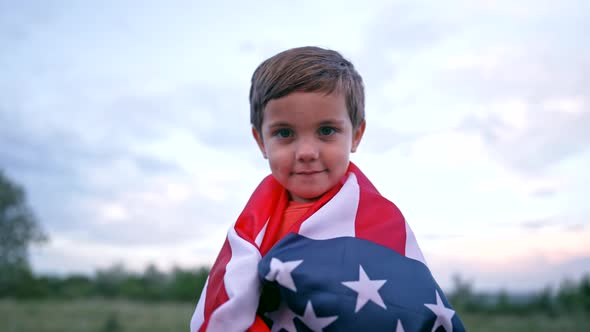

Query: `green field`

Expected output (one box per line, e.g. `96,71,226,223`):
1,299,588,331
0,299,193,332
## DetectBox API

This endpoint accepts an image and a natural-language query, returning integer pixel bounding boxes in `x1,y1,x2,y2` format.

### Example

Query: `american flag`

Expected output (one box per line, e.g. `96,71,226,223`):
258,234,465,331
191,163,465,332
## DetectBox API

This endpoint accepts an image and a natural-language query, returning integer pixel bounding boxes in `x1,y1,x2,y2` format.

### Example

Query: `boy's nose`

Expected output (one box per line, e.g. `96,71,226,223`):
295,139,319,161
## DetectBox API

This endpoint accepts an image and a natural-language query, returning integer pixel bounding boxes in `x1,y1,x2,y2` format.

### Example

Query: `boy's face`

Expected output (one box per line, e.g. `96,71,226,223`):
253,92,365,202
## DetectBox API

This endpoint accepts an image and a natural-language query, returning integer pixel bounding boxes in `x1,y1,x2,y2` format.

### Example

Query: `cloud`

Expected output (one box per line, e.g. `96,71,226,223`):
351,0,590,169
520,217,559,231
30,232,227,275
0,2,60,45
518,215,588,232
432,254,590,292
426,227,590,291
0,0,269,260
529,186,558,198
458,98,590,173
358,124,420,154
101,82,254,152
1,82,260,245
432,2,590,172
357,2,451,83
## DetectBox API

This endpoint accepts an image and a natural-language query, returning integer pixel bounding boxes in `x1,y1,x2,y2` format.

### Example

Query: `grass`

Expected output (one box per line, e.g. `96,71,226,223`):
0,299,588,331
0,299,194,332
460,312,590,332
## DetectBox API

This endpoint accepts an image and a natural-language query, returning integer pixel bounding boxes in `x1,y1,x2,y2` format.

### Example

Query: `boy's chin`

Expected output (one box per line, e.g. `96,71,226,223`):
287,190,327,203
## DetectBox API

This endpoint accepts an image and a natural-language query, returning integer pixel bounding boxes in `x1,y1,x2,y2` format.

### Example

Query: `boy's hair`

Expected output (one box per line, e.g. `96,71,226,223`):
249,46,365,133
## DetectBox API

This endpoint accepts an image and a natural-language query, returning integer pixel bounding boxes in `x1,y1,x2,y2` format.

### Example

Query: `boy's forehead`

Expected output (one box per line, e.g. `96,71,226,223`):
262,92,349,126
265,91,345,110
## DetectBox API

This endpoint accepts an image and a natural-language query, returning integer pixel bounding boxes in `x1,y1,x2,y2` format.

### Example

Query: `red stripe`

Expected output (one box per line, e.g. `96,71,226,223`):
248,316,272,331
199,176,282,331
351,164,407,255
200,238,232,332
239,175,285,254
259,188,289,255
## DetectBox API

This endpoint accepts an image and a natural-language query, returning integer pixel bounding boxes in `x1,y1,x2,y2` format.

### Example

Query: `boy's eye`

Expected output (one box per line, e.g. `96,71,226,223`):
273,128,293,138
318,126,337,136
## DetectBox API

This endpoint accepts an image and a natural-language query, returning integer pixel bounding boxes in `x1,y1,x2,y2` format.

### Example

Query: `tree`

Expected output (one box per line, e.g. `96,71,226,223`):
0,170,47,296
448,274,475,311
167,266,209,302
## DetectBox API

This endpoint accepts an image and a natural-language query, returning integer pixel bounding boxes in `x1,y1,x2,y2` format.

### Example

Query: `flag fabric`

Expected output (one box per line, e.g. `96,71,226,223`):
258,234,464,331
190,162,465,332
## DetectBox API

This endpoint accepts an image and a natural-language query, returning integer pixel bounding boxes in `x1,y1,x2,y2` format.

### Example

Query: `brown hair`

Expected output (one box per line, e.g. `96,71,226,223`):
249,46,365,133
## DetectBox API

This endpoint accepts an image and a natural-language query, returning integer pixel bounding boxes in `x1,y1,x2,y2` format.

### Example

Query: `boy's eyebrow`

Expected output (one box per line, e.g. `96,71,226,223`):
318,119,346,126
267,119,346,129
267,121,292,129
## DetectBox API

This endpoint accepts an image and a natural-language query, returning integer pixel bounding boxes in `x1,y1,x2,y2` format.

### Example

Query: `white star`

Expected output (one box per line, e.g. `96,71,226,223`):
424,290,455,332
341,265,387,312
300,301,338,332
265,257,303,292
395,319,406,332
266,301,298,332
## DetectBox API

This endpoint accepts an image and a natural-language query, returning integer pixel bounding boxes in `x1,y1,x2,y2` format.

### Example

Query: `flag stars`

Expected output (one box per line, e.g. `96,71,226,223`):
424,290,455,332
266,301,298,332
300,301,338,332
395,319,406,332
342,265,387,312
265,257,303,292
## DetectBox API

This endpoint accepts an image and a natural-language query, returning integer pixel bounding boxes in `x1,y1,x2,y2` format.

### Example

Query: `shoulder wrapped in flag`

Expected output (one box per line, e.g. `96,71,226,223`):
190,163,466,331
259,234,464,331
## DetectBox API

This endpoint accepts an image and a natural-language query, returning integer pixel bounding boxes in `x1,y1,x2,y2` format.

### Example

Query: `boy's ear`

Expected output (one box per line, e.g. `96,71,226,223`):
351,120,366,153
252,127,268,159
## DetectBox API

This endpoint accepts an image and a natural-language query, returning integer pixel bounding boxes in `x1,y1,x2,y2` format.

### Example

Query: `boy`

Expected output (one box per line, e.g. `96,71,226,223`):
191,46,465,332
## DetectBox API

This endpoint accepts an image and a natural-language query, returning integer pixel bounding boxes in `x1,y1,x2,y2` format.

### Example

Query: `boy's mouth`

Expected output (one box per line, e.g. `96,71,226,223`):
294,170,326,175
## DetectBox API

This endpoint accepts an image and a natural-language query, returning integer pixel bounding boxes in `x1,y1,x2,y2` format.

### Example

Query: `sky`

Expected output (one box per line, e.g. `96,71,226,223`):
1,0,588,292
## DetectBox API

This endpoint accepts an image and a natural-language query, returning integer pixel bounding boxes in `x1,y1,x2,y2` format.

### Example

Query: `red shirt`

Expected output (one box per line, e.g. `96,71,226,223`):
277,200,315,239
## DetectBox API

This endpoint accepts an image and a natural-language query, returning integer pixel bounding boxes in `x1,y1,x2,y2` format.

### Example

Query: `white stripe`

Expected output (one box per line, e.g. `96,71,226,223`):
299,173,359,239
255,218,269,247
404,221,427,265
207,226,262,331
190,277,209,332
